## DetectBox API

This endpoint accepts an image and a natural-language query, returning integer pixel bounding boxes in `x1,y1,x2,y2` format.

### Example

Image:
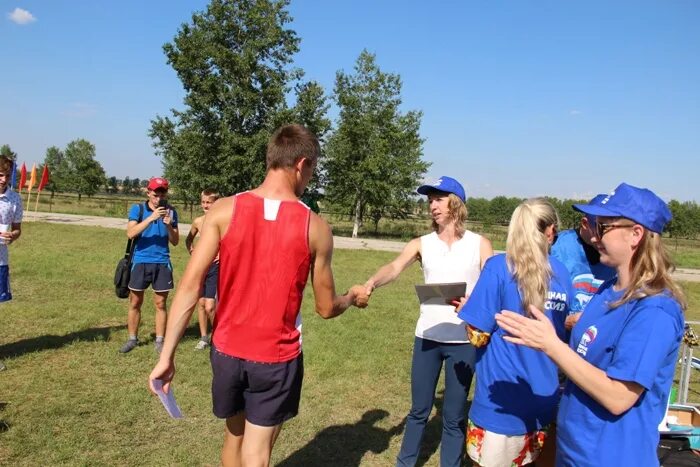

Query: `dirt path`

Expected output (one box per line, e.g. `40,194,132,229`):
24,211,700,283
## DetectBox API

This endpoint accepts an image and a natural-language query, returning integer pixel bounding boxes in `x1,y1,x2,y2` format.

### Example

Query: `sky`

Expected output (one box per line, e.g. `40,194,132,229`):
1,0,698,202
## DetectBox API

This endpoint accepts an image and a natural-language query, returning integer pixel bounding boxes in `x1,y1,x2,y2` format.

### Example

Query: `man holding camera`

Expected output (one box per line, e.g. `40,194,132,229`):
119,177,179,354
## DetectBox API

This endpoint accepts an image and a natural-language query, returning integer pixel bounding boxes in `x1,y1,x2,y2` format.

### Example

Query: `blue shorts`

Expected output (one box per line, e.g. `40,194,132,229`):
201,262,219,299
0,265,12,302
128,263,174,293
210,347,303,426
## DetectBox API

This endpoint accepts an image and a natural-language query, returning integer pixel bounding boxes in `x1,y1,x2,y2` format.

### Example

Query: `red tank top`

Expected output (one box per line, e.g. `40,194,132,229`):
212,192,311,363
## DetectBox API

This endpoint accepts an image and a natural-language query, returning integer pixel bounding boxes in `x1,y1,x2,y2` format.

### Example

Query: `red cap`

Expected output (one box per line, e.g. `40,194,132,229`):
147,177,169,191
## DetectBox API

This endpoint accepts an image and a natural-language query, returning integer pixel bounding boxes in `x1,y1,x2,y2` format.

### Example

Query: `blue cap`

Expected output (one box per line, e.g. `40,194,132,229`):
572,183,672,234
416,176,466,202
573,194,607,214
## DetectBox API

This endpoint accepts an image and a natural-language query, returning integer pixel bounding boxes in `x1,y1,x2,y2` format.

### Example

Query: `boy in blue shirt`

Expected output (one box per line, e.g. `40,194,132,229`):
0,156,23,371
119,177,179,354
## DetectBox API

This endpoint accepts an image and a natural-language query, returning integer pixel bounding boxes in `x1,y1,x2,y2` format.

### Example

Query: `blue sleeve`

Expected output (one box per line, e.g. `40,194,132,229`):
127,204,141,222
606,299,683,390
457,260,501,333
171,208,178,228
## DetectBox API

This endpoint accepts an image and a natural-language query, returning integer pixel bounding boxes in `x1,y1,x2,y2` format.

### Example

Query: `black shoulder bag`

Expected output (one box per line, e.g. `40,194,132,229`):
114,203,145,298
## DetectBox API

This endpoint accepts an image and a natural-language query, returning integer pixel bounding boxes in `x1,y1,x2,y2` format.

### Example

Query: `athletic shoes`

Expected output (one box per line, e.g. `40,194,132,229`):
194,337,210,351
154,341,164,354
119,339,139,354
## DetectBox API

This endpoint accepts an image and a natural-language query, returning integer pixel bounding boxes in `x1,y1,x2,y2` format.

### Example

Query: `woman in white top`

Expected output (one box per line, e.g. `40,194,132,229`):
362,176,493,467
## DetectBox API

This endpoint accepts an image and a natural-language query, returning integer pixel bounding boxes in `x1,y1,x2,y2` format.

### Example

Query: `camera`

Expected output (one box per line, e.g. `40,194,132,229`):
158,199,168,209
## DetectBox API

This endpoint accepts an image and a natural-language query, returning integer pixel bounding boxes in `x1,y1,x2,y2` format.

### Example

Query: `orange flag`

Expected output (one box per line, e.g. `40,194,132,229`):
27,164,37,191
38,165,50,192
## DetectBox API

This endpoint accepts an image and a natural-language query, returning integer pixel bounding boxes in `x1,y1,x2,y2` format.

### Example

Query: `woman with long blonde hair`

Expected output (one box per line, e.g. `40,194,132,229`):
360,176,493,467
456,197,572,467
496,183,685,466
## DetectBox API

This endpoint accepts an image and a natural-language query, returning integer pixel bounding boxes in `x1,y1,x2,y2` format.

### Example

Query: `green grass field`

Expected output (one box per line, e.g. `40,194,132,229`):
1,222,699,465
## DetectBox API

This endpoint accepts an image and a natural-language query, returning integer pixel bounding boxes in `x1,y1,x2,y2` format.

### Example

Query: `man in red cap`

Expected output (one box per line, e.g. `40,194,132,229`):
119,176,179,354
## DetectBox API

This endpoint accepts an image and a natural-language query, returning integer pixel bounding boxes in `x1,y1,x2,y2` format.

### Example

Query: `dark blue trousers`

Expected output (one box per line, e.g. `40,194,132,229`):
396,336,476,467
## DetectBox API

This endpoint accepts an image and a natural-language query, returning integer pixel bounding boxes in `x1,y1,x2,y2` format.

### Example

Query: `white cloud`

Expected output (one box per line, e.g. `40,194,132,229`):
569,110,582,116
61,103,97,118
8,7,36,25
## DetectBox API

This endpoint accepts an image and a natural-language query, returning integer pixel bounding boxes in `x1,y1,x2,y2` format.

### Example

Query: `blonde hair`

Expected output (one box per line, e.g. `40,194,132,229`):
506,198,559,312
609,223,687,310
430,193,468,238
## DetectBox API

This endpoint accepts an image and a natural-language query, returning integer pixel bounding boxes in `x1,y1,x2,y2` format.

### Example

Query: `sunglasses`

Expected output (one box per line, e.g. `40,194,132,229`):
595,222,634,239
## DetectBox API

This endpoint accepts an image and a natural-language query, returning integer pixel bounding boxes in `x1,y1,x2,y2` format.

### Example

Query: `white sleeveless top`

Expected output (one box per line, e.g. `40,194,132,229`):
416,230,483,343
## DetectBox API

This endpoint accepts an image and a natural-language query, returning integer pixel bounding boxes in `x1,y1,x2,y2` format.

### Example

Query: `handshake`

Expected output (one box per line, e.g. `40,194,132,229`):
347,283,374,309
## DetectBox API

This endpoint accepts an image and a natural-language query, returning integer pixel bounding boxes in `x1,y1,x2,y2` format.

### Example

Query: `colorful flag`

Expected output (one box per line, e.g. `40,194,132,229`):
10,161,16,190
19,163,27,191
38,165,50,192
28,163,37,191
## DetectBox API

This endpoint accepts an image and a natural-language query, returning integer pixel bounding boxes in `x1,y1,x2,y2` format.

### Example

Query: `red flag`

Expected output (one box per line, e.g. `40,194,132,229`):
19,163,27,191
38,165,50,192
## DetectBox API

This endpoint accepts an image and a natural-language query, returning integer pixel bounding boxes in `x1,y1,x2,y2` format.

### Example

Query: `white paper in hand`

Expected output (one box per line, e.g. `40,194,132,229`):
152,379,184,419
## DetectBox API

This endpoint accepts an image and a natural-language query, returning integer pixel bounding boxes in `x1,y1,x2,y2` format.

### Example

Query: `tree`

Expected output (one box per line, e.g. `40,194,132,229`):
107,176,119,194
150,0,325,202
123,176,132,195
324,50,430,238
43,146,71,196
0,145,17,160
63,139,106,200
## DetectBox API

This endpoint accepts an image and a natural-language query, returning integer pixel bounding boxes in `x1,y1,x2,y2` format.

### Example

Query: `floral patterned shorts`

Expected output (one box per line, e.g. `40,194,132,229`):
466,419,551,467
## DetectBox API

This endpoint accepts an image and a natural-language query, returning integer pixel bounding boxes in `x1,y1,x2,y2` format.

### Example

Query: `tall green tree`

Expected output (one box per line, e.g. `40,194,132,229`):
63,139,106,200
324,50,429,238
150,0,326,201
0,145,17,160
43,146,70,196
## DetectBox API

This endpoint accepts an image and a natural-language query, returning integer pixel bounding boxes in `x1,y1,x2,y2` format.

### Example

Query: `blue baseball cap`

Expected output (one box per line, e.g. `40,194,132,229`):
572,183,672,234
572,193,607,215
416,176,466,202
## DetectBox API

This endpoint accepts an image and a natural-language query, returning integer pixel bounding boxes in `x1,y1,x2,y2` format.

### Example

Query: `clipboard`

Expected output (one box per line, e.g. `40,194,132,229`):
414,282,467,304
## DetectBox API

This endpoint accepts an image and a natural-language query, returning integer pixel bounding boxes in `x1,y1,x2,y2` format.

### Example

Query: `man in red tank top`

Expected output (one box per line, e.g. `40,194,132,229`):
149,124,368,467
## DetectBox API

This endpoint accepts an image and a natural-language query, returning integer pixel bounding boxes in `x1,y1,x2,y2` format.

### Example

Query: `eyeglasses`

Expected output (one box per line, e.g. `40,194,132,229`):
595,222,634,239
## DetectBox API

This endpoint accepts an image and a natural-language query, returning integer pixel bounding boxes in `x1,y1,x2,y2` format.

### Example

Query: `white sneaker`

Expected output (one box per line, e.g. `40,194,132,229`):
194,339,210,351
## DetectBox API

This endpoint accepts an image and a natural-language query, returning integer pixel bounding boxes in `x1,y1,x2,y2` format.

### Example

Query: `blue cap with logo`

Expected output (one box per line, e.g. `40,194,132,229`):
572,183,672,234
416,176,466,202
572,193,607,215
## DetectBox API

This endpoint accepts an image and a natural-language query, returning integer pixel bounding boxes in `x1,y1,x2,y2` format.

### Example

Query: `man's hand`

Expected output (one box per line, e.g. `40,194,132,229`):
149,358,175,395
349,284,370,308
163,210,172,225
150,207,167,222
0,231,16,245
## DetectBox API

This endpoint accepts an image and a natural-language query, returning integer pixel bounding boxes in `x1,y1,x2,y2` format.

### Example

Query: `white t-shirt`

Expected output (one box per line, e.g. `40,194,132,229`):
415,230,483,343
0,188,23,266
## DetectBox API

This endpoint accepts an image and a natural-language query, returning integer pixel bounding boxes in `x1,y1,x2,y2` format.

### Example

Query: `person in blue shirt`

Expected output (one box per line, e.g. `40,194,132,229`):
457,197,572,467
551,194,615,330
496,183,686,467
119,177,179,354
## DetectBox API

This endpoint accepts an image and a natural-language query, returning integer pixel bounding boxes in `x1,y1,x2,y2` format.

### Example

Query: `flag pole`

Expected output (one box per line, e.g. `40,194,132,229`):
26,188,32,208
34,191,41,212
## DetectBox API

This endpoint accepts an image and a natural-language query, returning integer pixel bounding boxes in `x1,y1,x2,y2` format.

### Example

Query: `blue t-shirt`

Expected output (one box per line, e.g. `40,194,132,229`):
551,229,616,313
457,254,572,435
557,283,684,467
128,202,178,264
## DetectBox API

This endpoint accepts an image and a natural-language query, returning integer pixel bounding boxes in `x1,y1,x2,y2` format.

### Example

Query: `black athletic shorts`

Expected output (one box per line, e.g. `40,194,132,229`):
201,262,219,299
128,263,174,292
210,347,303,426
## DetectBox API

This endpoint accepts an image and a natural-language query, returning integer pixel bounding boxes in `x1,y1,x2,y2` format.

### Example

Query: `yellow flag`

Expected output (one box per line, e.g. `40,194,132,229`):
28,163,37,191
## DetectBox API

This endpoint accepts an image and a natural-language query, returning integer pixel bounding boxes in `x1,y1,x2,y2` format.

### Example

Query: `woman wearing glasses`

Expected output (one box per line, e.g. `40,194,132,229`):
496,183,686,466
456,197,572,466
